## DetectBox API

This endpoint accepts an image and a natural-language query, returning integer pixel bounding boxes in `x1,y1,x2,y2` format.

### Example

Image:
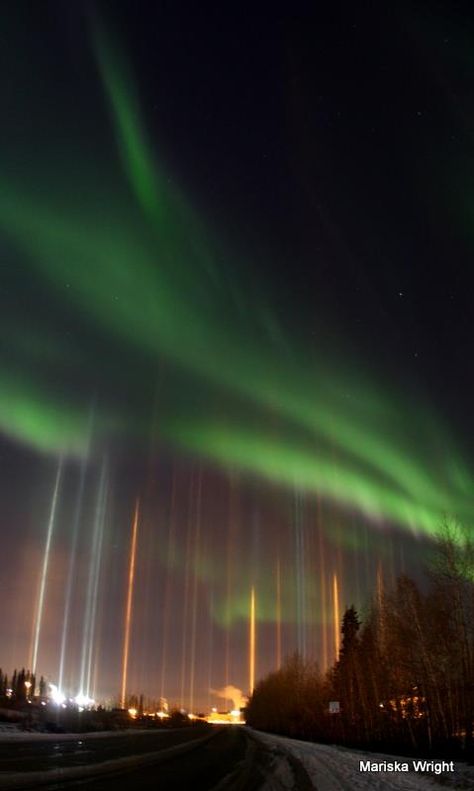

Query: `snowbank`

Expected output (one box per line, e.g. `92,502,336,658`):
250,730,474,790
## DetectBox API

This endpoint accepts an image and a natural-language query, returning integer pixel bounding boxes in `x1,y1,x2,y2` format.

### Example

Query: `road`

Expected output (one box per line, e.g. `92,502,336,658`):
3,726,460,789
0,725,297,790
0,726,212,774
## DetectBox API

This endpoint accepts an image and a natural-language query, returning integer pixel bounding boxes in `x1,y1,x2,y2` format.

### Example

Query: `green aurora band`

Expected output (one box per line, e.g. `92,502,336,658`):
0,22,472,539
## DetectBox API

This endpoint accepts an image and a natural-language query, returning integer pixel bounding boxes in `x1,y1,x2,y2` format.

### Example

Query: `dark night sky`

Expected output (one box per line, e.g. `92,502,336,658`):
101,0,474,430
3,1,474,408
1,0,474,709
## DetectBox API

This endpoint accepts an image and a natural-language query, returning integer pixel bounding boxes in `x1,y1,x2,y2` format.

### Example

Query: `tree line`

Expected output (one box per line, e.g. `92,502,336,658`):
246,524,474,757
0,668,47,703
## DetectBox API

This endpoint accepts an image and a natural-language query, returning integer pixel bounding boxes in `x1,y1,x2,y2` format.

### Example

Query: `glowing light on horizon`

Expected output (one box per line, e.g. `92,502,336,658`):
49,683,65,706
333,572,340,660
317,498,329,672
160,469,178,702
294,492,306,660
74,692,94,708
121,499,140,709
276,558,282,670
30,458,63,674
58,449,90,693
249,586,256,695
188,472,202,715
179,479,193,709
79,457,108,700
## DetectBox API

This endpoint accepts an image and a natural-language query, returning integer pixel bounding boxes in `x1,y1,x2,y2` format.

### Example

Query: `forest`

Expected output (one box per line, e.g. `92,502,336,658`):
247,525,474,758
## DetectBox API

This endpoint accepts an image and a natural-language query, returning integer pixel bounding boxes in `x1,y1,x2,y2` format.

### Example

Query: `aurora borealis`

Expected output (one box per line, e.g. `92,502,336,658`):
1,2,473,711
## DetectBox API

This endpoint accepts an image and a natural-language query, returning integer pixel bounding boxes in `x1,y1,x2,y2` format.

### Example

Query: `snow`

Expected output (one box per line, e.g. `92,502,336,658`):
249,730,474,790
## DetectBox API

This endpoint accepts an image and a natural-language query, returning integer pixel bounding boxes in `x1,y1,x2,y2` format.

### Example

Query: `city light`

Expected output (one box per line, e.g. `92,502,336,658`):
74,692,95,708
121,501,140,710
249,586,256,695
49,683,65,706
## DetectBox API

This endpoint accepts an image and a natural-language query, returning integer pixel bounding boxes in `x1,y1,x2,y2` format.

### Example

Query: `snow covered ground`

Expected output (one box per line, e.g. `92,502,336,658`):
249,730,474,790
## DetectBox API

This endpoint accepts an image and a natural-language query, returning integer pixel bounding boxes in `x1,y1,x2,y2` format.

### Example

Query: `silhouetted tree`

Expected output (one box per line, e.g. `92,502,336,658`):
247,653,326,739
246,525,474,756
11,670,17,700
428,522,474,750
330,606,362,741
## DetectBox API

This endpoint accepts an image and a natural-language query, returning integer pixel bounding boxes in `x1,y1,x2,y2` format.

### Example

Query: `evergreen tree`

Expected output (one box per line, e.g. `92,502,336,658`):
11,670,17,700
17,668,26,702
332,606,361,739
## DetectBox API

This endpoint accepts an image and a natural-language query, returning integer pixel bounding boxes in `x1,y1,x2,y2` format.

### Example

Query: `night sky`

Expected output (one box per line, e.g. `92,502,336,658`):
1,1,474,712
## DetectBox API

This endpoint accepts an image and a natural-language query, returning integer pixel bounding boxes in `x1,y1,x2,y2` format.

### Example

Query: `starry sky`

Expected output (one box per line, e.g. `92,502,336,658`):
1,1,473,711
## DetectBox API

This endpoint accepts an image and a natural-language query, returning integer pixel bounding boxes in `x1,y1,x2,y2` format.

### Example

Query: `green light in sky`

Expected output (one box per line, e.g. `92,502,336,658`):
0,20,471,540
